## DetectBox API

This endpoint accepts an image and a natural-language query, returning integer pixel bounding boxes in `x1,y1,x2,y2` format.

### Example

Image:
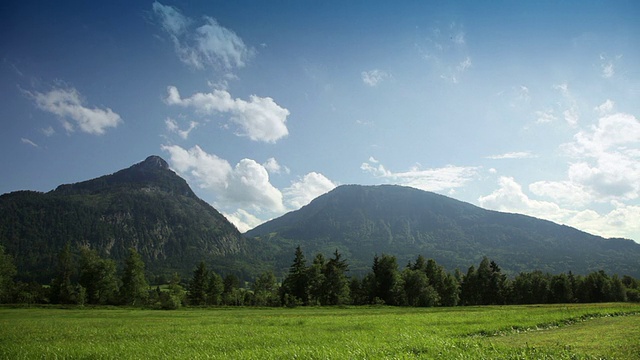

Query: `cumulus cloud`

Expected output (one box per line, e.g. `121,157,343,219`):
562,112,640,200
226,159,285,212
361,69,390,87
284,172,337,209
535,110,557,124
479,177,572,223
165,86,289,143
263,157,289,174
30,87,122,135
223,209,263,233
486,151,536,160
160,144,337,231
529,180,592,207
161,144,232,190
152,2,254,71
165,117,198,139
361,158,478,192
161,144,284,212
480,176,640,241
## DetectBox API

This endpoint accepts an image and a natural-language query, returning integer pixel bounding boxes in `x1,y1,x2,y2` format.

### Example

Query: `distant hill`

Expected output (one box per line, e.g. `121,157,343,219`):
246,184,640,277
0,156,252,282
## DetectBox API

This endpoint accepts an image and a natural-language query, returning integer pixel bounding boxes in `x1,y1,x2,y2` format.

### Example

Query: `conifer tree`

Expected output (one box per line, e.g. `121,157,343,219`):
188,261,208,305
281,245,309,305
323,250,350,305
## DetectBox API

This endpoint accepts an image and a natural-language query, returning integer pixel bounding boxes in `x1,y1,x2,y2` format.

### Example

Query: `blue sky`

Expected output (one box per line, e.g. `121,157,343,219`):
2,1,640,241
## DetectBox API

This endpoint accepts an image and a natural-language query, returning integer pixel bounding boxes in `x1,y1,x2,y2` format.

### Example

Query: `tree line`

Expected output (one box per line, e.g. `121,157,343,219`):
0,244,638,308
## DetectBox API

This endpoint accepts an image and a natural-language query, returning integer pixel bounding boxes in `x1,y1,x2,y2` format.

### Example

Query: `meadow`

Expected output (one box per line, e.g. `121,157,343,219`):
1,303,638,359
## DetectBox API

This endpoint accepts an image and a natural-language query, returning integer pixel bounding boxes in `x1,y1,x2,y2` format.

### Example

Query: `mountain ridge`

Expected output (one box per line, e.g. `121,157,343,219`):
0,155,250,282
246,184,640,277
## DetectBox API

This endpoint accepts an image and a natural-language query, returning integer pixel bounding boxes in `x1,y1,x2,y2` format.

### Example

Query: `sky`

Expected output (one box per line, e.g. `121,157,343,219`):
2,1,640,242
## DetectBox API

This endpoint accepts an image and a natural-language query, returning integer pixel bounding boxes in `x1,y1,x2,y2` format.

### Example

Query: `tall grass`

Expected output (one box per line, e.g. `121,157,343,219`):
1,303,638,359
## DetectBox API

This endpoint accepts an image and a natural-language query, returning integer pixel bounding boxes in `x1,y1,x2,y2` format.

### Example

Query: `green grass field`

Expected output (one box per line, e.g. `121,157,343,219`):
1,303,638,359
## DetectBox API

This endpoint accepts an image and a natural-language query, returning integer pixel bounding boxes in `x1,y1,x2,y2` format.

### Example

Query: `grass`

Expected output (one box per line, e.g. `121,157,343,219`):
0,303,638,359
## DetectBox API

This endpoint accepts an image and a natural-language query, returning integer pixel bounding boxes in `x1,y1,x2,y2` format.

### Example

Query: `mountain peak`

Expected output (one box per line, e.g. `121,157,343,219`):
139,155,169,170
52,155,194,197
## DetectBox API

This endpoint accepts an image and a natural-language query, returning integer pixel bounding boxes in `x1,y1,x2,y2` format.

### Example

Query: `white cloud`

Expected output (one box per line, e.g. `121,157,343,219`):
31,87,122,135
161,144,231,190
361,69,390,87
165,86,289,143
567,201,640,240
419,23,472,84
223,209,263,233
560,112,640,201
602,62,614,78
284,172,336,209
553,83,579,126
361,158,478,192
160,144,338,231
535,110,557,124
594,99,614,116
165,117,198,139
21,138,38,147
479,176,578,224
486,151,536,160
161,144,284,212
226,159,285,212
599,54,620,79
479,176,640,241
41,126,55,137
263,157,289,174
152,2,253,71
529,180,592,206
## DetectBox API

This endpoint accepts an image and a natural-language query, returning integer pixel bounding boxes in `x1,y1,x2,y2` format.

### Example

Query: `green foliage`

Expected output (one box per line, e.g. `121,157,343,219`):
50,243,76,304
206,271,223,306
251,271,279,306
78,247,118,305
0,245,16,303
120,248,148,306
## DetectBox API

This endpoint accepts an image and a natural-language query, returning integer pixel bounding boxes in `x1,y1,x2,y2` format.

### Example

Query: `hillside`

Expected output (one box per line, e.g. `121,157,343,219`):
0,156,251,282
246,184,640,277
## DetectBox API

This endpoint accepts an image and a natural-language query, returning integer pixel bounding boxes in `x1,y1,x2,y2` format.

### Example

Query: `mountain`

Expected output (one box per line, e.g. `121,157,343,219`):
246,184,640,277
0,156,251,282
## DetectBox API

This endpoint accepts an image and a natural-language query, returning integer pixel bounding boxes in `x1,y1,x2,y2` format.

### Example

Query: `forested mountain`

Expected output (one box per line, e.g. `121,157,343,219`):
0,156,251,282
246,185,640,278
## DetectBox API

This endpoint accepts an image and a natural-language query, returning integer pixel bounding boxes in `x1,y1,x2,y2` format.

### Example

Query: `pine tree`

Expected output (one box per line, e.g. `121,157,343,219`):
188,261,208,305
323,250,350,305
373,254,401,305
281,246,309,305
